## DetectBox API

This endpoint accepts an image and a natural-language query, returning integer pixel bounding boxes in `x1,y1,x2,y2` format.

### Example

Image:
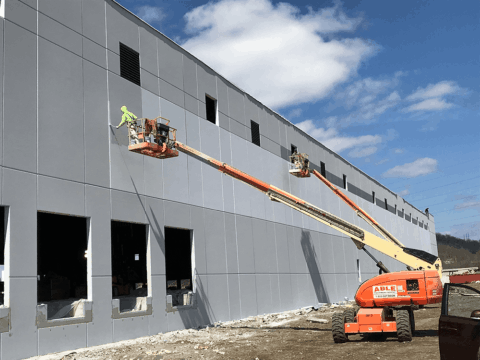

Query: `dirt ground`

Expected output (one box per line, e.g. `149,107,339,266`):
24,300,447,360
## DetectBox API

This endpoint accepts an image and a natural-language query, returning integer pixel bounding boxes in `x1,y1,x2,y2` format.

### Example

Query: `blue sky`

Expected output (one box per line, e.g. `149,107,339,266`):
118,0,480,240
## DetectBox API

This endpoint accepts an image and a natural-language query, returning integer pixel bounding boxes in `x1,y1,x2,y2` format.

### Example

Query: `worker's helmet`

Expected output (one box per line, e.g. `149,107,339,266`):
121,105,127,112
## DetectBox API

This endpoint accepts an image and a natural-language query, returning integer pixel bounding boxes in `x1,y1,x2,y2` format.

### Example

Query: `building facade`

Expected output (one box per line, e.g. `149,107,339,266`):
0,1,438,358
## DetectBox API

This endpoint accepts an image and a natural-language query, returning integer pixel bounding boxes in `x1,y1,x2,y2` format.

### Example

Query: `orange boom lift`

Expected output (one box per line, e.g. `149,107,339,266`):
126,117,443,343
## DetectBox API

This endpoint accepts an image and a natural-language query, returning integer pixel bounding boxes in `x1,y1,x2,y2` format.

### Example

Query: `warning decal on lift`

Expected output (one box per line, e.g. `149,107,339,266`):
373,285,397,298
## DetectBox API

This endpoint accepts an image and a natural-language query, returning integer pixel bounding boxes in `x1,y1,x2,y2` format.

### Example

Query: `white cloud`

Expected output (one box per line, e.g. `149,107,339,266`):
406,81,461,101
376,158,389,165
404,98,453,112
287,108,303,118
295,119,382,153
382,158,438,178
393,148,404,154
136,6,165,24
348,146,377,158
397,188,410,196
181,0,378,109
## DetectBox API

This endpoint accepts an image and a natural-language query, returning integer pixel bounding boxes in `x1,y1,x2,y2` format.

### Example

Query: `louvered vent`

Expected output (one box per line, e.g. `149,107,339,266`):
251,120,260,146
119,43,140,86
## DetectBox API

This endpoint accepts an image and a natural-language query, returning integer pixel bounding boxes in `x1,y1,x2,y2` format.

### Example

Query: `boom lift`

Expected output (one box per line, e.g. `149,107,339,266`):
125,117,443,343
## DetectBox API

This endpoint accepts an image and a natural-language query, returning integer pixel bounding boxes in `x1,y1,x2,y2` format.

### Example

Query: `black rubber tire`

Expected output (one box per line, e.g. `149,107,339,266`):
396,309,413,342
344,308,356,324
332,313,348,343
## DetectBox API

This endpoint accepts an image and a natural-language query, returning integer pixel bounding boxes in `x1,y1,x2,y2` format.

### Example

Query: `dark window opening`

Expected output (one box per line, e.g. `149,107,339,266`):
384,198,388,210
205,95,217,124
165,227,193,307
0,207,5,305
343,175,347,190
320,162,326,177
120,43,140,86
111,221,148,313
395,204,397,214
290,145,297,163
37,212,88,319
372,191,376,204
251,120,260,146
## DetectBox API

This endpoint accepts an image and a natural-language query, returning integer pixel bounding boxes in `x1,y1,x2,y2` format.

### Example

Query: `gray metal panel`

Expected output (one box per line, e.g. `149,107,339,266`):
0,21,3,166
190,205,207,275
278,274,293,312
141,69,160,96
157,38,184,91
217,77,229,116
38,12,82,56
82,0,106,46
1,278,38,360
219,129,235,213
269,274,281,313
106,1,139,54
87,276,114,346
206,275,230,322
197,64,217,102
113,316,150,343
266,221,278,273
198,100,207,121
148,275,169,335
286,226,297,274
244,95,260,128
260,135,281,157
245,142,266,220
224,213,238,273
255,274,272,315
19,0,37,8
316,233,335,274
83,37,107,69
229,118,247,141
296,274,311,308
3,22,37,173
5,0,37,33
278,120,287,148
85,185,111,276
38,323,87,356
274,224,290,273
145,197,165,276
109,145,145,195
164,200,190,229
3,168,36,278
182,54,197,98
218,112,229,131
343,238,358,274
230,136,251,217
107,50,120,76
159,79,185,108
228,86,246,125
37,176,85,216
84,61,110,188
111,190,147,224
141,88,161,119
252,218,269,274
38,0,82,32
199,120,223,211
239,274,258,318
139,27,158,76
236,215,255,274
38,38,84,182
185,113,203,207
293,228,308,274
331,234,347,274
227,274,241,320
321,273,337,303
204,209,227,274
185,94,199,116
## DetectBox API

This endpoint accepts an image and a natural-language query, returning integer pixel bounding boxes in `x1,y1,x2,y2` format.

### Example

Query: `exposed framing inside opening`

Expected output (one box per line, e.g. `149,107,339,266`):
37,212,88,320
384,198,388,210
165,227,194,307
205,94,217,125
119,43,141,86
0,207,5,306
290,144,297,163
343,174,347,190
320,161,326,177
251,120,260,146
372,191,376,204
111,220,148,313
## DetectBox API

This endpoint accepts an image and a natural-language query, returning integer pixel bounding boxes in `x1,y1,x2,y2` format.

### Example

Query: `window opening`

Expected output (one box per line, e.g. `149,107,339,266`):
290,145,297,163
343,175,347,190
251,120,260,146
111,221,148,313
384,198,388,210
165,227,193,307
0,207,5,305
320,162,326,177
37,212,88,320
395,204,397,214
372,191,376,204
205,95,217,125
120,43,140,86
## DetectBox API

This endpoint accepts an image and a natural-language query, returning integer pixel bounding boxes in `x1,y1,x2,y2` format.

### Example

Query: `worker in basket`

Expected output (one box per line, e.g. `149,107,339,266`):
116,105,139,145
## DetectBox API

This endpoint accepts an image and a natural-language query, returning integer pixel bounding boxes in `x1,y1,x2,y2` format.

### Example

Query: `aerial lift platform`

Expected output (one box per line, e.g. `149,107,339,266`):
125,116,443,343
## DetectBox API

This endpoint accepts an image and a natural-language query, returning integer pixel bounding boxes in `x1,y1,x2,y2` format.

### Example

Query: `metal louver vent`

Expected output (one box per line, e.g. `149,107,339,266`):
119,43,140,86
251,120,260,146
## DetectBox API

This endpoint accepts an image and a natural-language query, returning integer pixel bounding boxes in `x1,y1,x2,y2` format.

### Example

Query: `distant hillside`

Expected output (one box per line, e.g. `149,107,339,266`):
436,233,480,269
